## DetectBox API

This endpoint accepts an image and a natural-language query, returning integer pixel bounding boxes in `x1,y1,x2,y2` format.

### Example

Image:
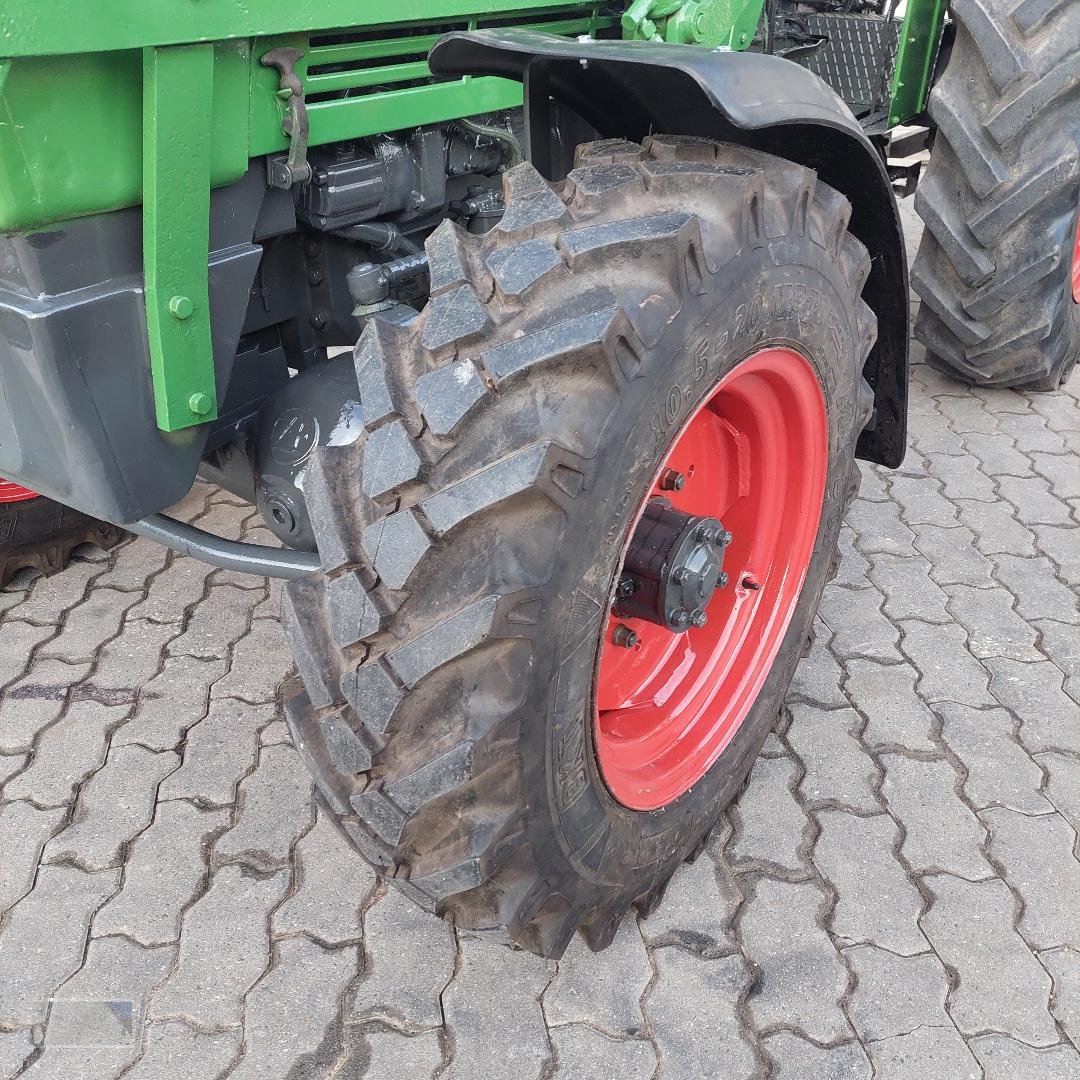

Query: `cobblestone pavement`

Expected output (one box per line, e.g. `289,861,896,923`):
1,206,1079,1080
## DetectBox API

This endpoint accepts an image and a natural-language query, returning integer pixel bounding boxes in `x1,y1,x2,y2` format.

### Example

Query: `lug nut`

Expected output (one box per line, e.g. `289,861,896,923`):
672,567,690,586
718,530,733,547
669,610,690,629
717,571,729,588
690,609,708,628
659,469,686,492
612,624,639,648
617,576,636,598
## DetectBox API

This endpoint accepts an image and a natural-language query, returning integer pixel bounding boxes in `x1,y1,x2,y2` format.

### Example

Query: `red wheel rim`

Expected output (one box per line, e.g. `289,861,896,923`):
594,347,829,810
1071,209,1080,304
0,479,38,505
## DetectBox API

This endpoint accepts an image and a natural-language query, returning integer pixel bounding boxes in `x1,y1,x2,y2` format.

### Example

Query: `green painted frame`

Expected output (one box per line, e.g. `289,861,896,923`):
888,0,948,126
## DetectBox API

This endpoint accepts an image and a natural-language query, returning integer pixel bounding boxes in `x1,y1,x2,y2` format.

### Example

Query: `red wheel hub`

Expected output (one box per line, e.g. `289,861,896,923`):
595,347,829,810
0,479,38,505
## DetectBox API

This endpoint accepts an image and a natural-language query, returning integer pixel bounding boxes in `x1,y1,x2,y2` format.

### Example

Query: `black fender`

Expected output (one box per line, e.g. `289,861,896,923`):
429,31,908,467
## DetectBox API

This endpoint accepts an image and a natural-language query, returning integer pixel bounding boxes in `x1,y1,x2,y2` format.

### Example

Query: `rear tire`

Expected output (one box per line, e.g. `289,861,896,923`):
0,494,122,588
912,0,1080,389
283,137,877,957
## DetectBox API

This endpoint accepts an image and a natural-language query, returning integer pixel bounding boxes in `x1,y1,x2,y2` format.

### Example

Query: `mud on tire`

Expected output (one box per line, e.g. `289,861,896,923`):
912,0,1080,389
283,136,877,958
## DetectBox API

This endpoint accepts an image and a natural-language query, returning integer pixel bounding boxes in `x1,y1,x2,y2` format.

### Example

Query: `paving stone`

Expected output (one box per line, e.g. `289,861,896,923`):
127,556,212,624
1040,751,1080,830
1032,523,1080,583
0,659,93,754
111,655,228,752
984,807,1080,950
813,811,926,954
845,496,918,555
213,744,314,870
93,801,230,946
945,584,1042,661
260,720,291,746
39,588,139,664
935,394,999,434
921,874,1057,1045
27,937,175,1080
90,536,169,592
829,526,871,589
787,704,881,812
898,621,992,706
0,864,120,1028
846,945,950,1041
350,885,457,1029
362,1028,442,1080
994,559,1079,632
89,618,176,693
729,753,809,873
867,1026,982,1080
819,584,901,662
986,657,1080,755
881,755,989,878
166,584,260,660
999,414,1069,455
544,918,650,1035
888,474,958,527
122,1021,240,1080
0,751,26,786
157,698,275,806
960,432,1031,477
43,745,178,871
549,1025,656,1080
957,498,1038,557
0,1032,36,1080
844,660,937,752
647,949,756,1080
740,878,849,1042
764,1032,871,1080
148,863,289,1030
869,553,951,623
998,475,1074,526
0,801,66,915
1042,947,1080,1047
907,409,965,455
211,620,291,705
227,936,357,1080
16,559,103,626
912,522,996,588
440,936,551,1080
926,451,998,501
972,1034,1080,1080
1030,450,1080,498
787,622,850,708
0,620,56,688
1035,618,1080,696
937,703,1051,814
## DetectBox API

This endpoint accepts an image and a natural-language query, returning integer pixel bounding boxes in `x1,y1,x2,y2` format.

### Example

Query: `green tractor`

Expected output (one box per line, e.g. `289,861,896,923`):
0,0,1075,957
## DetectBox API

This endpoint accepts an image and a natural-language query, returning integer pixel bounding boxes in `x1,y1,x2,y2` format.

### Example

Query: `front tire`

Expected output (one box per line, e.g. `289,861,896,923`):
283,137,877,957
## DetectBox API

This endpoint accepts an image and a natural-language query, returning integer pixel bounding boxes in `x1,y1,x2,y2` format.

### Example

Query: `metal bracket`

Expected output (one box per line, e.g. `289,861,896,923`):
261,47,312,188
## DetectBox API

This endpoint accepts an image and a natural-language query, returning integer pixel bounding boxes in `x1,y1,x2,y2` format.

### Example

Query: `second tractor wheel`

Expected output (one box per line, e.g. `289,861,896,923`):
283,136,877,957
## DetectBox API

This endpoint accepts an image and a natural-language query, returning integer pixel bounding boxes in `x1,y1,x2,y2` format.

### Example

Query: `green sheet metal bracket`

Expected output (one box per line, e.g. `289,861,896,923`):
143,43,218,432
622,0,764,49
888,0,947,126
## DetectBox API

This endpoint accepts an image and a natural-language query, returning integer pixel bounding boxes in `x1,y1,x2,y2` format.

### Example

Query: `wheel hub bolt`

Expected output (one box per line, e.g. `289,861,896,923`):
690,609,708,628
718,571,729,588
612,623,639,648
659,469,686,492
669,610,690,629
719,530,733,547
617,575,636,598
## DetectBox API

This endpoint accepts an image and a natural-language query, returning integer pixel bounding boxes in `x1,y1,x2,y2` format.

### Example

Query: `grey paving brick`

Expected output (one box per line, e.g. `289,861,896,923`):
0,659,93,754
0,751,26,787
646,950,756,1080
28,937,175,1080
830,526,872,589
88,618,176,692
350,886,457,1030
127,556,212,625
43,745,178,871
1040,750,1080,830
272,809,375,945
956,498,1037,556
921,874,1057,1045
729,753,810,873
819,584,901,662
888,473,959,527
157,699,275,806
846,945,950,1041
926,451,997,501
166,584,260,660
440,936,551,1080
0,1032,36,1080
813,811,926,954
544,918,650,1035
361,1028,442,1080
945,584,1042,661
211,619,291,705
787,622,850,708
869,553,951,623
998,474,1074,526
993,554,1079,624
0,801,66,915
0,620,55,688
908,409,964,455
640,846,740,954
912,522,996,588
17,559,103,626
936,394,1000,434
787,704,881,812
740,878,849,1042
984,807,1080,950
844,660,937,752
960,432,1032,477
148,863,289,1030
213,743,314,870
1029,390,1080,432
549,1025,656,1080
1030,450,1080,498
971,1034,1080,1080
898,621,993,706
39,587,139,664
111,655,228,752
3,700,129,807
93,801,230,946
937,703,1051,814
881,755,990,878
1032,523,1080,584
1042,946,1080,1047
227,936,357,1080
986,657,1080,755
123,1021,240,1080
764,1033,870,1080
260,720,291,746
90,535,169,592
867,1026,982,1080
844,497,918,556
999,413,1069,454
0,864,120,1028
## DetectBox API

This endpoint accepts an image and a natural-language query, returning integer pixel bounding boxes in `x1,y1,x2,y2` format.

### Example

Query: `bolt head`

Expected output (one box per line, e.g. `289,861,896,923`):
168,295,193,320
719,530,733,547
717,571,729,588
617,576,637,598
669,609,689,629
188,392,213,417
690,609,708,628
672,567,690,586
612,624,639,648
660,469,686,492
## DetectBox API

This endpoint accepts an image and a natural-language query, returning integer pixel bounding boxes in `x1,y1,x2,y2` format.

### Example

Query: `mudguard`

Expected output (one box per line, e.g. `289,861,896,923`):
430,30,908,467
